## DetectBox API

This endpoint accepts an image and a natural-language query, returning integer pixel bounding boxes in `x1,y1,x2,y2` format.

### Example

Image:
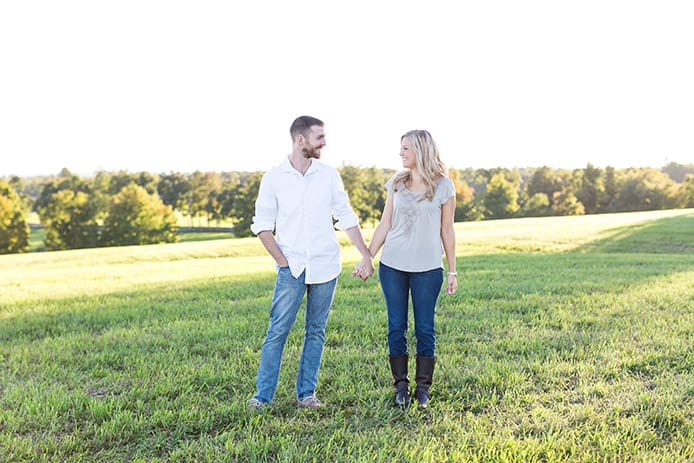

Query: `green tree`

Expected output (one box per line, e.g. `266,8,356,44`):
34,172,91,216
200,172,223,225
450,168,479,221
34,171,105,250
523,193,551,217
231,172,263,238
338,165,388,227
457,167,489,198
7,176,32,212
102,184,178,246
157,172,192,212
484,173,519,219
575,164,606,214
107,170,159,195
0,180,30,254
608,168,677,212
524,166,563,208
676,174,694,208
338,165,367,216
360,167,390,226
135,172,159,195
217,177,241,224
602,166,620,212
186,171,221,226
40,190,101,250
13,175,46,204
552,191,585,216
89,171,116,220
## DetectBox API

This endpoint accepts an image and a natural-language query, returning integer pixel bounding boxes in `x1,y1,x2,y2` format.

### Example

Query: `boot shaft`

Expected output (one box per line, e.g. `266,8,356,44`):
389,354,410,407
415,355,435,387
414,356,436,406
388,354,409,387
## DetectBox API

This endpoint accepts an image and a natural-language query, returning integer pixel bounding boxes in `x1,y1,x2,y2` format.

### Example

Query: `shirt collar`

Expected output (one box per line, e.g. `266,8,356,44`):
279,156,323,176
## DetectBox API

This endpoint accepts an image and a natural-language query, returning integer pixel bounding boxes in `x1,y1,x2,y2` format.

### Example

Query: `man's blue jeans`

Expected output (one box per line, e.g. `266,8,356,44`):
379,262,443,357
253,267,337,403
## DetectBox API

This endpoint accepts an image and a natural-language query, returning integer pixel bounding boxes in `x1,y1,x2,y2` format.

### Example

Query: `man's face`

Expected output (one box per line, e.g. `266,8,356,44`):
301,126,326,159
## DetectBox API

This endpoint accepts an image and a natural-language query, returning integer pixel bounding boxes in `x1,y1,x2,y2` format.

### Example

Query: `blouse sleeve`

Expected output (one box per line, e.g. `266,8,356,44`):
439,177,455,205
385,175,396,193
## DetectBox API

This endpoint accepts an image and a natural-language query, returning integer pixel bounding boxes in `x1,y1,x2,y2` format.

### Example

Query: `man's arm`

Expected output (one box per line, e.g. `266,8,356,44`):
257,230,289,267
250,172,288,267
345,225,374,279
330,169,374,279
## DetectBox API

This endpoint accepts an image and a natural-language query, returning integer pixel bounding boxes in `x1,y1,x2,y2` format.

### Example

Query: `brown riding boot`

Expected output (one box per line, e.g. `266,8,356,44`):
414,356,435,408
389,354,410,407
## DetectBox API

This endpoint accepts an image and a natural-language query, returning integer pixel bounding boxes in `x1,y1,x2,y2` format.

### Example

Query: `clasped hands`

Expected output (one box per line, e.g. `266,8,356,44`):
351,255,374,281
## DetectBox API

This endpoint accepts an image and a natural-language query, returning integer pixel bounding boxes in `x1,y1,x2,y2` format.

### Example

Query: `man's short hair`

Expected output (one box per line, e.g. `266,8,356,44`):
290,116,324,141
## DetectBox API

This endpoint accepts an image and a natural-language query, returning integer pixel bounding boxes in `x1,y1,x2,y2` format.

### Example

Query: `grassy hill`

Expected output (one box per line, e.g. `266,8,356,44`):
1,210,693,462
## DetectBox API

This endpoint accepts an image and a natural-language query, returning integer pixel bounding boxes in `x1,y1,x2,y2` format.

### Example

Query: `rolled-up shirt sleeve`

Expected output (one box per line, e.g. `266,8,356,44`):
331,170,359,231
250,174,277,236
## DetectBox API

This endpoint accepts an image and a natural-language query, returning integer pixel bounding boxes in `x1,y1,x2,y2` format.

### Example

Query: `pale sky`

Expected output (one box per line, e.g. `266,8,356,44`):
1,1,692,178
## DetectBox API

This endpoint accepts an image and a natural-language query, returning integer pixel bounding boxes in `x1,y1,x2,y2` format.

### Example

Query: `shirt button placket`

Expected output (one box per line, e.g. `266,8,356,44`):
302,176,310,281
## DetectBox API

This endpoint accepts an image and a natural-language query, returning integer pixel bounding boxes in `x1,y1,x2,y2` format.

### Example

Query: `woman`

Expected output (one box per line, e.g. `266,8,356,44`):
358,129,457,408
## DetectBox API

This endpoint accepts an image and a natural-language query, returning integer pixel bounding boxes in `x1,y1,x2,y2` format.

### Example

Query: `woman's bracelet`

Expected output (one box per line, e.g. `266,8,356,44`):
448,271,457,276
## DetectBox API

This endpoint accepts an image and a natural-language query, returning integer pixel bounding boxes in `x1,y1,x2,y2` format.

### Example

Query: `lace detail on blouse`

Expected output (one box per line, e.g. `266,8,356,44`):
399,187,423,237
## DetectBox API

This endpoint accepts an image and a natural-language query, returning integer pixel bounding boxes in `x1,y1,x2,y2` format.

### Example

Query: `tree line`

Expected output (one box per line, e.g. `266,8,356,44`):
1,162,693,254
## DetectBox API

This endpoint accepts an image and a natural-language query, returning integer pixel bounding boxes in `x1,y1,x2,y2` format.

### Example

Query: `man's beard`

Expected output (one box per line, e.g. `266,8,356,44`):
302,146,321,159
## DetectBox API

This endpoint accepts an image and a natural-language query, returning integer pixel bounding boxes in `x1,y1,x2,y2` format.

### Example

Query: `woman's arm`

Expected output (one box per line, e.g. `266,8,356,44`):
440,196,457,295
368,191,394,258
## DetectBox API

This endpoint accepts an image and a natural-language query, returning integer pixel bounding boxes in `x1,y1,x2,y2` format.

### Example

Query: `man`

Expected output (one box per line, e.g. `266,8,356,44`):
248,115,374,410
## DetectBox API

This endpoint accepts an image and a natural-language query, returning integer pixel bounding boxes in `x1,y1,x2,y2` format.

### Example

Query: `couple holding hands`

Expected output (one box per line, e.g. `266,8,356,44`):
248,116,457,411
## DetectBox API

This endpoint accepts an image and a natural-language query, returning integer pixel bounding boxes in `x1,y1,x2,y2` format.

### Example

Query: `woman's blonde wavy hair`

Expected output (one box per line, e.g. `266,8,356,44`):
392,130,447,202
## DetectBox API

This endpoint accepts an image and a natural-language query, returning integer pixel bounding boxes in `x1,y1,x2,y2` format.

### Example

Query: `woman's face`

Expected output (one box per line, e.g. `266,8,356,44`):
400,137,416,169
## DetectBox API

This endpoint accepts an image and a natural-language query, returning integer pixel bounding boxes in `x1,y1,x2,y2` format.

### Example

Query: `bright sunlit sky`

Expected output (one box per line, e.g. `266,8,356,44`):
1,1,692,178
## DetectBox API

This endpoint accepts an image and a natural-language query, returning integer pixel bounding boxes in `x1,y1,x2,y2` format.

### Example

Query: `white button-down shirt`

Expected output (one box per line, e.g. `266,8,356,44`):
251,157,359,284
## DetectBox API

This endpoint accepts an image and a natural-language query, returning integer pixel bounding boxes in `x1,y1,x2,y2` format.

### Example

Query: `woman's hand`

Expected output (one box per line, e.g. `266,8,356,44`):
352,256,374,281
446,273,457,295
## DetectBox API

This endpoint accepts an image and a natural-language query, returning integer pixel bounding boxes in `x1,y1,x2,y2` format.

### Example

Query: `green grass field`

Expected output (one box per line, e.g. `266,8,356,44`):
1,209,693,462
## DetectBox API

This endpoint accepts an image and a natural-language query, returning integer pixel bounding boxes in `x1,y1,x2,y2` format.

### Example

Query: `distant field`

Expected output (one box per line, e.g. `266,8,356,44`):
1,209,692,462
27,211,233,229
27,228,233,252
26,211,234,252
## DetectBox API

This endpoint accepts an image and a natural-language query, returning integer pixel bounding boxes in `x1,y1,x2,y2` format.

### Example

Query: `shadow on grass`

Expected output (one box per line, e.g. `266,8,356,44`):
575,213,694,254
0,273,276,343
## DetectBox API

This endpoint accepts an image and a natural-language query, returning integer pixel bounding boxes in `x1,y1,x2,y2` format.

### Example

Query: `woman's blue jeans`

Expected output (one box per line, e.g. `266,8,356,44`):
379,262,443,357
253,267,337,403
